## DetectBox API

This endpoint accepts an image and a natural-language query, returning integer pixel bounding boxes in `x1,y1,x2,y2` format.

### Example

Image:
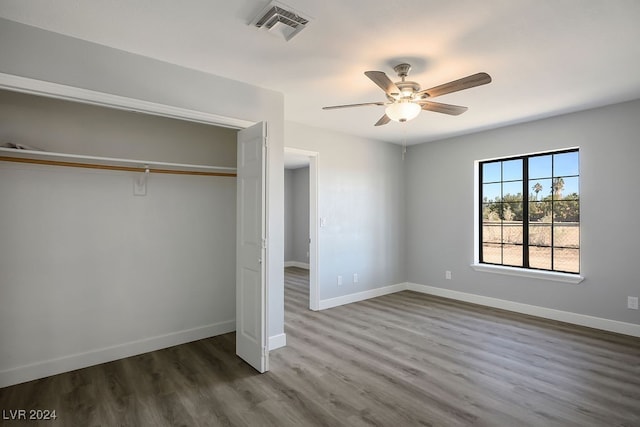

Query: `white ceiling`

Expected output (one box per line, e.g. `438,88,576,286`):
2,0,640,145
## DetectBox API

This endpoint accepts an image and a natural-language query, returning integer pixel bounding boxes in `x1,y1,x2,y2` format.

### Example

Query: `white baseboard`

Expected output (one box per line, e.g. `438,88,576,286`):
406,283,640,338
0,319,236,388
268,333,287,350
318,283,406,310
284,261,309,269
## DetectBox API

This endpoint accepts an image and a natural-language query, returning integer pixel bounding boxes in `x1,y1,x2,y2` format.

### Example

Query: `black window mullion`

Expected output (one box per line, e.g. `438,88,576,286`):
479,163,484,263
550,155,555,271
522,158,529,268
500,162,504,265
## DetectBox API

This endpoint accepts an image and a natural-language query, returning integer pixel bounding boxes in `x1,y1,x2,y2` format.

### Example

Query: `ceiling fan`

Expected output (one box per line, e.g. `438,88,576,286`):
322,63,491,126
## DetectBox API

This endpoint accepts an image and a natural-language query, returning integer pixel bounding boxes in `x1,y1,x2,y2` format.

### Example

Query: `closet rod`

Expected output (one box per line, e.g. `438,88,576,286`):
0,156,237,177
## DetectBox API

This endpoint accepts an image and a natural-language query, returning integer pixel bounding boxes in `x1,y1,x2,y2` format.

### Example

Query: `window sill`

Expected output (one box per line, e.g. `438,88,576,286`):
470,264,584,284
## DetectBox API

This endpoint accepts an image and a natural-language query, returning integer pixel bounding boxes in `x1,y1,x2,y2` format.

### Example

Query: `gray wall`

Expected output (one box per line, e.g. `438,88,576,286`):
0,89,238,165
0,18,285,381
284,167,310,265
284,169,294,262
0,90,237,385
285,122,405,301
291,167,310,264
406,99,640,325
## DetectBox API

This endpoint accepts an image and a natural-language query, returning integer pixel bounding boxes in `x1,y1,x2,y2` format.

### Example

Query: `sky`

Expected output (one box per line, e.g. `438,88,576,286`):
482,151,579,201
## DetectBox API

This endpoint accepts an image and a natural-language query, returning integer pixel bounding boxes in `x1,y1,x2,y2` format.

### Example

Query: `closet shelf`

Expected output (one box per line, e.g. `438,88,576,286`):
0,147,237,177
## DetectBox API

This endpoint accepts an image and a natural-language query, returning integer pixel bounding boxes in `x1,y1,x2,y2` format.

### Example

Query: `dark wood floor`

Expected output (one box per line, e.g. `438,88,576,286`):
1,267,639,426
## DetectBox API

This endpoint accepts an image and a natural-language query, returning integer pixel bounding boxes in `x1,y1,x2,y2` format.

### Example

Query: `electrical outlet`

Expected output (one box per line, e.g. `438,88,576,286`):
445,270,452,280
628,296,639,310
337,275,342,286
353,273,358,283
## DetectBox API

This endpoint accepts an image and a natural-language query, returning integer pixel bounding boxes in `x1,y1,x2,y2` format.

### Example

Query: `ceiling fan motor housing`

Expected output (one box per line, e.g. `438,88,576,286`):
393,63,412,78
393,81,421,99
390,63,422,99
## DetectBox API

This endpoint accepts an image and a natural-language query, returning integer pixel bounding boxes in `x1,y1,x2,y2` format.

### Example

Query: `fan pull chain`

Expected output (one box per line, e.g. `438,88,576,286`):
402,127,407,160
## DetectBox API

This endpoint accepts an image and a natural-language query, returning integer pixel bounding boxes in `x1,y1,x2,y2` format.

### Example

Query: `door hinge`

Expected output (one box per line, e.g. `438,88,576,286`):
262,238,267,249
263,347,268,357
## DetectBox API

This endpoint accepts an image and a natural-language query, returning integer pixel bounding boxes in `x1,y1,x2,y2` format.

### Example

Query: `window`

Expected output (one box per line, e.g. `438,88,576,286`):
479,149,579,274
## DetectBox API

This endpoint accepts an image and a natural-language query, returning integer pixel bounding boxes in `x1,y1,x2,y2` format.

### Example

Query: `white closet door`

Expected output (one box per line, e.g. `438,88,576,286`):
236,121,268,372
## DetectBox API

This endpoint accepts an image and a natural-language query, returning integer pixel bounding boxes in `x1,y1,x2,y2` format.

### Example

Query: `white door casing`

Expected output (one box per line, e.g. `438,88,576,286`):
236,121,268,372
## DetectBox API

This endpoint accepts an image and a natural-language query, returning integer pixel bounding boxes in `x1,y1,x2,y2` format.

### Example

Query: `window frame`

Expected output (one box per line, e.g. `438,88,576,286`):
473,148,583,283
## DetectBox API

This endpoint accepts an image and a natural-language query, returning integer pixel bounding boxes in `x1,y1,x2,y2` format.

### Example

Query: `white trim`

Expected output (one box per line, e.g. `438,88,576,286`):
0,320,236,388
471,263,584,284
318,283,406,310
309,154,319,311
473,160,480,262
262,122,270,373
0,72,254,129
283,147,317,157
268,333,287,350
284,261,310,269
406,283,640,338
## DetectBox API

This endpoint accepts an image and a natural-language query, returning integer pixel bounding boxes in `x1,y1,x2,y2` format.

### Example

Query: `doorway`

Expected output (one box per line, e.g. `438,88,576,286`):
283,148,318,310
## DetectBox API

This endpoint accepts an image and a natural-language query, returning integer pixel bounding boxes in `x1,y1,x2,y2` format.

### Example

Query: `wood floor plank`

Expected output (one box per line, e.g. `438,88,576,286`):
1,266,639,426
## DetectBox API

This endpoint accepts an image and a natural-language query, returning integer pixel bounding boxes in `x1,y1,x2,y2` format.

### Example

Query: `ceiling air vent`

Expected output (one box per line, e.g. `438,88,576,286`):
251,1,310,41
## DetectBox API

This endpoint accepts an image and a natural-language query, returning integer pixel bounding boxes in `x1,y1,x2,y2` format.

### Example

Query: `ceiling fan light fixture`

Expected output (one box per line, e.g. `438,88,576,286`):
385,101,421,123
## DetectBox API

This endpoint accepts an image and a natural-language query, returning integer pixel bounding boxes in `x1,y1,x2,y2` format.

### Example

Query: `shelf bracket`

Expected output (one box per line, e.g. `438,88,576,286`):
134,165,149,196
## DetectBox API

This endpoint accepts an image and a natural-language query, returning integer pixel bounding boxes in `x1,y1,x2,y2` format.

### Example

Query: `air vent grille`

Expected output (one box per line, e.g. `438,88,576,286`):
251,1,310,41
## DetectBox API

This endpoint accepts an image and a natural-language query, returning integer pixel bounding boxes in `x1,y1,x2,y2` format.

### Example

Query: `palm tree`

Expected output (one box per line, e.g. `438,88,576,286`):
532,182,543,200
552,177,565,199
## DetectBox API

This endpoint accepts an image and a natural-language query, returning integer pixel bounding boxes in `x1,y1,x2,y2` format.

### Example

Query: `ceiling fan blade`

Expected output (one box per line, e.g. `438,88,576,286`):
418,72,492,99
323,102,385,110
374,114,391,126
419,101,468,116
364,71,400,96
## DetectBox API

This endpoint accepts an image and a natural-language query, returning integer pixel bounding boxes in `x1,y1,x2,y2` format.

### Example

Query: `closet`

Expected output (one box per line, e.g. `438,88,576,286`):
0,89,240,384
